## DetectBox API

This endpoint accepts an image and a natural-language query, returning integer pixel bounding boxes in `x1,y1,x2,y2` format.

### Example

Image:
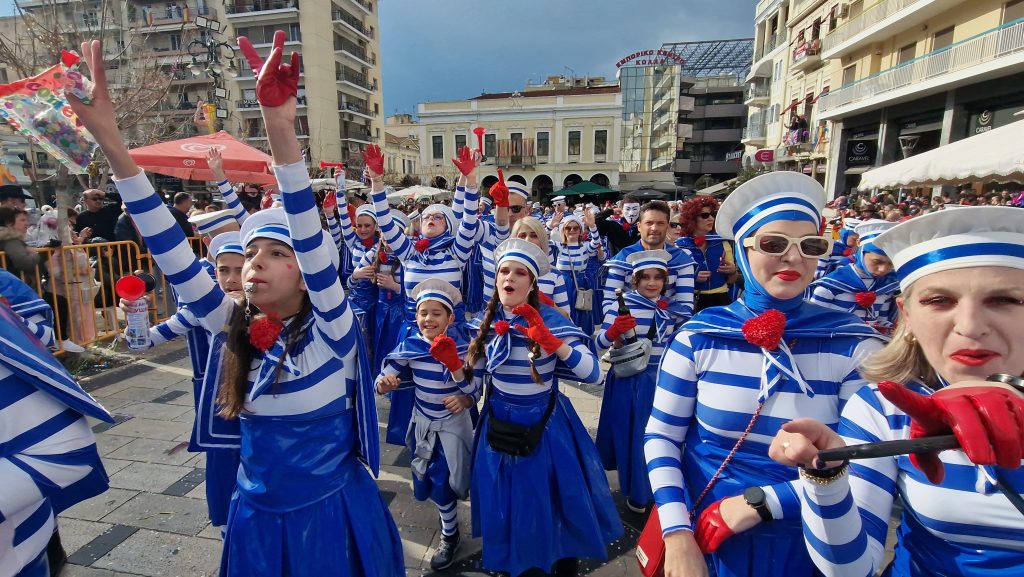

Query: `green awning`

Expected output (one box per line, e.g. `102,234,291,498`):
556,181,617,196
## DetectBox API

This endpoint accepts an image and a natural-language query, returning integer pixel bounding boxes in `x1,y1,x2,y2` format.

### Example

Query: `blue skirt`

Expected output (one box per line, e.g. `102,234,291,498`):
372,292,404,376
471,388,623,576
464,246,484,315
16,548,48,577
595,364,657,506
219,463,402,577
706,517,819,577
205,448,240,527
559,268,598,349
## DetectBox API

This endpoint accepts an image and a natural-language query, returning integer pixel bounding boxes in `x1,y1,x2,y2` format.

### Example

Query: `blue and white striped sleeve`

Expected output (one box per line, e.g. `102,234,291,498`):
559,336,601,385
594,307,619,350
113,170,227,328
217,181,249,225
325,213,344,252
644,331,699,535
552,273,570,311
808,283,842,310
672,262,696,320
275,161,357,354
602,262,628,319
335,194,362,253
370,185,413,262
452,186,479,266
377,357,405,386
799,384,900,577
149,306,201,347
20,309,54,348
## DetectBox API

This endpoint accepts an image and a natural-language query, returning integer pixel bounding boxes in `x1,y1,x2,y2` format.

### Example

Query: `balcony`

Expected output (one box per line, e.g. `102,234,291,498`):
819,18,1024,119
745,82,770,106
741,122,768,145
753,32,786,64
822,0,961,61
789,0,827,24
236,95,306,110
130,5,215,29
348,0,372,14
791,40,823,72
334,38,375,67
336,69,376,93
700,128,745,142
338,101,376,119
673,158,691,172
678,95,696,114
332,9,373,40
677,123,694,139
495,138,536,168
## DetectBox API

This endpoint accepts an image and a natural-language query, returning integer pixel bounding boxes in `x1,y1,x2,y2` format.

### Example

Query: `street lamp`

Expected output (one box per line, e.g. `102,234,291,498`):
185,18,237,132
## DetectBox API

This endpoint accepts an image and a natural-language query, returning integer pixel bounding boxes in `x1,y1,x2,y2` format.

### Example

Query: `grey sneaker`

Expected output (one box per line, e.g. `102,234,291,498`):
429,531,461,571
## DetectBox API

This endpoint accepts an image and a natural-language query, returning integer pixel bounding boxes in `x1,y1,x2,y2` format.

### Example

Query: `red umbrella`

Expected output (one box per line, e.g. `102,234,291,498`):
128,131,276,185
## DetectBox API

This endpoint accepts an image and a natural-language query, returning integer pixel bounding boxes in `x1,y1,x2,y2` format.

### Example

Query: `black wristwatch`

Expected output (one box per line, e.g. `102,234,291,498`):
743,486,773,522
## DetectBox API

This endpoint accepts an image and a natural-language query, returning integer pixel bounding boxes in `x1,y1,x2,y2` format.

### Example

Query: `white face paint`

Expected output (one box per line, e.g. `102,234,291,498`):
622,203,641,224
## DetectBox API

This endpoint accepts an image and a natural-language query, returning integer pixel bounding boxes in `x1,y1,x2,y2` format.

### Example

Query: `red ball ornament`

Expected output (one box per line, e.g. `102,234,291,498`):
741,309,787,351
415,238,430,253
249,314,283,351
494,320,510,336
656,299,669,310
855,291,877,309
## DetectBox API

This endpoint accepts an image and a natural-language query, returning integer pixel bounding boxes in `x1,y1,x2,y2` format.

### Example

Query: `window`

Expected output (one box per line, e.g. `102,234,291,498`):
455,134,467,151
1005,0,1024,24
510,133,522,159
169,34,182,51
289,23,301,42
842,64,857,86
594,130,607,156
484,133,496,158
432,135,443,159
933,26,955,51
898,43,916,65
536,131,549,156
568,130,581,156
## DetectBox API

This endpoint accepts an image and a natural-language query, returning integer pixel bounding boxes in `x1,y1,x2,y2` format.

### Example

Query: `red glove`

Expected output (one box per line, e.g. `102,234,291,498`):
361,144,385,177
430,335,463,373
512,304,564,354
878,381,1024,484
490,169,510,208
694,498,735,554
322,192,337,212
452,145,477,176
537,292,555,307
606,314,637,342
238,31,299,107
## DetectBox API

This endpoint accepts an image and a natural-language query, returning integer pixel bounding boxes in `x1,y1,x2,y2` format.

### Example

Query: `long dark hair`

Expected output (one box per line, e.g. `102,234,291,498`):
217,295,313,419
465,284,544,387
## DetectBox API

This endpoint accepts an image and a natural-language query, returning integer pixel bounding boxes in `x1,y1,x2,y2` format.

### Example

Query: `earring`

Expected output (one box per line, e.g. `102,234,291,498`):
903,333,916,344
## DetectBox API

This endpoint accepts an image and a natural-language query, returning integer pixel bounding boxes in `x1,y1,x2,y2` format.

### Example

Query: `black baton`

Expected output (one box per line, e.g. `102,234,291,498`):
817,435,960,461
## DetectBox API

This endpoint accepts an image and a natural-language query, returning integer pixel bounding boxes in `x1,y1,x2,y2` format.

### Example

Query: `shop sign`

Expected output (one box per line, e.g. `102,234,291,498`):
968,106,1023,135
754,148,775,163
616,49,686,68
846,140,876,167
725,150,744,161
802,164,813,174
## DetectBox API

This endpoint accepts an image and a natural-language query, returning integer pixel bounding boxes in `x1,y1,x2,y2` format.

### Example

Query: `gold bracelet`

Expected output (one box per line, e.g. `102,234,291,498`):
799,462,849,485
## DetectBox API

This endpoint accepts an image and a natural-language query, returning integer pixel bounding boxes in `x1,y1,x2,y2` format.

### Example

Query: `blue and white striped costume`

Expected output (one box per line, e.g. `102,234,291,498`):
113,162,401,577
798,382,1024,577
451,205,509,308
217,180,250,227
808,263,899,325
468,305,622,576
602,242,695,323
553,223,601,336
0,269,54,346
0,302,111,577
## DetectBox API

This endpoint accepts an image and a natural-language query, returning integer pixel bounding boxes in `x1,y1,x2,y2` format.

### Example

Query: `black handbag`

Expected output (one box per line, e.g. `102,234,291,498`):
484,376,558,457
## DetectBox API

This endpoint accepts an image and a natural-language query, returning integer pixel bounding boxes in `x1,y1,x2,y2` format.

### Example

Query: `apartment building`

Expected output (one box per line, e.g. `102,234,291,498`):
416,76,621,198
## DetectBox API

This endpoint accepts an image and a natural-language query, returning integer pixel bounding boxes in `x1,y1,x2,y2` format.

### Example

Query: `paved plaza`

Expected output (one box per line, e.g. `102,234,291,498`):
59,342,645,577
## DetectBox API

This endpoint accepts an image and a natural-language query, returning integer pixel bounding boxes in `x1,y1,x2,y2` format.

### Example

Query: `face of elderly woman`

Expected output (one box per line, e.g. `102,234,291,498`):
900,266,1024,384
744,219,820,300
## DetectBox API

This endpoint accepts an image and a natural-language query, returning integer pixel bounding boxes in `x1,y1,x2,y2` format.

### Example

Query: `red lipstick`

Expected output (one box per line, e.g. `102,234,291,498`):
950,349,999,366
775,270,801,281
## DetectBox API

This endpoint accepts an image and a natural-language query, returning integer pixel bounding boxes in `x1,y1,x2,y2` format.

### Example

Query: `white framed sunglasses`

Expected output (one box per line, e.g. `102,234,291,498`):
742,233,833,258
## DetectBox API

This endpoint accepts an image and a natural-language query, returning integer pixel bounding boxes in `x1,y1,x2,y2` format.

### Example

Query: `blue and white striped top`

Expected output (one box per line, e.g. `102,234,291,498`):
217,180,250,226
593,295,677,367
602,242,695,322
808,264,899,325
553,234,601,273
644,329,882,536
378,334,477,420
538,271,570,312
451,198,509,306
798,381,1024,577
0,269,54,346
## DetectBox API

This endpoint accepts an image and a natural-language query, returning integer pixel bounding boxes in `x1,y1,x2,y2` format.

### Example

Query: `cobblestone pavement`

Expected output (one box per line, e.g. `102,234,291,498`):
59,342,645,577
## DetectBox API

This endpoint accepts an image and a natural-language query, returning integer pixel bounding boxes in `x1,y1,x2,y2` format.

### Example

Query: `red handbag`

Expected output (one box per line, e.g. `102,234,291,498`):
635,506,665,577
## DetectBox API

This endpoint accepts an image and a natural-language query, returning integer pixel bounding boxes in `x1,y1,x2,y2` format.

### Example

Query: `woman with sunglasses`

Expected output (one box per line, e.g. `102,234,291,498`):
677,197,739,312
645,172,886,577
554,211,602,339
769,206,1024,577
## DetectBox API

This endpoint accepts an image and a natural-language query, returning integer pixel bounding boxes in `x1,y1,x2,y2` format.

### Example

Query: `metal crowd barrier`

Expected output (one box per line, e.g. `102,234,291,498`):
0,237,208,355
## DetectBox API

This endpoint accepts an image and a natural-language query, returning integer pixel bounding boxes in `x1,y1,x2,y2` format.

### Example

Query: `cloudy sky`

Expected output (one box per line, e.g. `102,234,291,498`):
1,0,758,116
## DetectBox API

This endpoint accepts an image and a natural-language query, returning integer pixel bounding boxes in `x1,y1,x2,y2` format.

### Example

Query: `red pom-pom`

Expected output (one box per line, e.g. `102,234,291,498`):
741,309,787,351
494,320,510,336
362,237,374,249
855,291,877,309
415,238,430,253
694,235,706,247
842,248,853,257
538,292,555,307
657,299,669,310
622,220,631,231
249,314,283,351
378,250,389,263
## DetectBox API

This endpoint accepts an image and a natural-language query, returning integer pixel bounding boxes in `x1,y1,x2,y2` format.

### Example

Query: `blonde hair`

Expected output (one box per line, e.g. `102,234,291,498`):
858,286,938,387
511,216,550,256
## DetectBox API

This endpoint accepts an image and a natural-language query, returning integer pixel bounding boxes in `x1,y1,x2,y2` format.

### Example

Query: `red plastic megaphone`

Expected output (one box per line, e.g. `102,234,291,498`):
115,275,147,301
319,161,344,170
473,127,486,156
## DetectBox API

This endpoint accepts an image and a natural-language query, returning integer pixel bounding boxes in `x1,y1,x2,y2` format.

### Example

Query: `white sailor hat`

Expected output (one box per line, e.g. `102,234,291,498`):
494,238,551,278
532,202,541,209
853,219,896,245
421,203,455,231
480,197,493,208
715,172,826,241
410,279,462,312
355,204,377,222
407,210,421,221
626,249,671,273
208,231,244,259
507,181,530,200
240,207,339,269
551,195,566,204
842,217,863,230
189,209,237,236
873,206,1024,291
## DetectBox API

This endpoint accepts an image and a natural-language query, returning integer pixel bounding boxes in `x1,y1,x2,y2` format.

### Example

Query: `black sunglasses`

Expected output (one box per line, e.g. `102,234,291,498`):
509,206,525,213
699,212,717,219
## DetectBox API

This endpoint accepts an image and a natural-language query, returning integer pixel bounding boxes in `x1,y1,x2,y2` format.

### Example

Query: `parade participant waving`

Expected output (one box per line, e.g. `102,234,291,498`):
808,220,900,332
770,206,1024,577
677,197,738,312
467,238,621,577
645,172,885,577
554,210,602,340
595,250,686,514
376,279,475,571
66,35,402,576
324,179,380,341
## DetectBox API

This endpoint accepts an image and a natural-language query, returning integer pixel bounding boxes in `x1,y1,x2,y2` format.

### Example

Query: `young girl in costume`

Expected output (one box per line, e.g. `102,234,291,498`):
645,172,886,577
67,35,402,576
376,279,475,571
467,238,622,577
323,181,379,341
371,212,408,373
594,250,685,514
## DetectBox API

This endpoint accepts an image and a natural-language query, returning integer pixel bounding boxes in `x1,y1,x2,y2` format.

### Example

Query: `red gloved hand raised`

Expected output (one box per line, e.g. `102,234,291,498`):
512,304,564,355
321,191,337,212
238,31,299,108
694,498,735,554
361,144,385,177
452,145,477,176
430,334,463,373
490,169,510,208
606,314,637,342
878,380,1024,484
